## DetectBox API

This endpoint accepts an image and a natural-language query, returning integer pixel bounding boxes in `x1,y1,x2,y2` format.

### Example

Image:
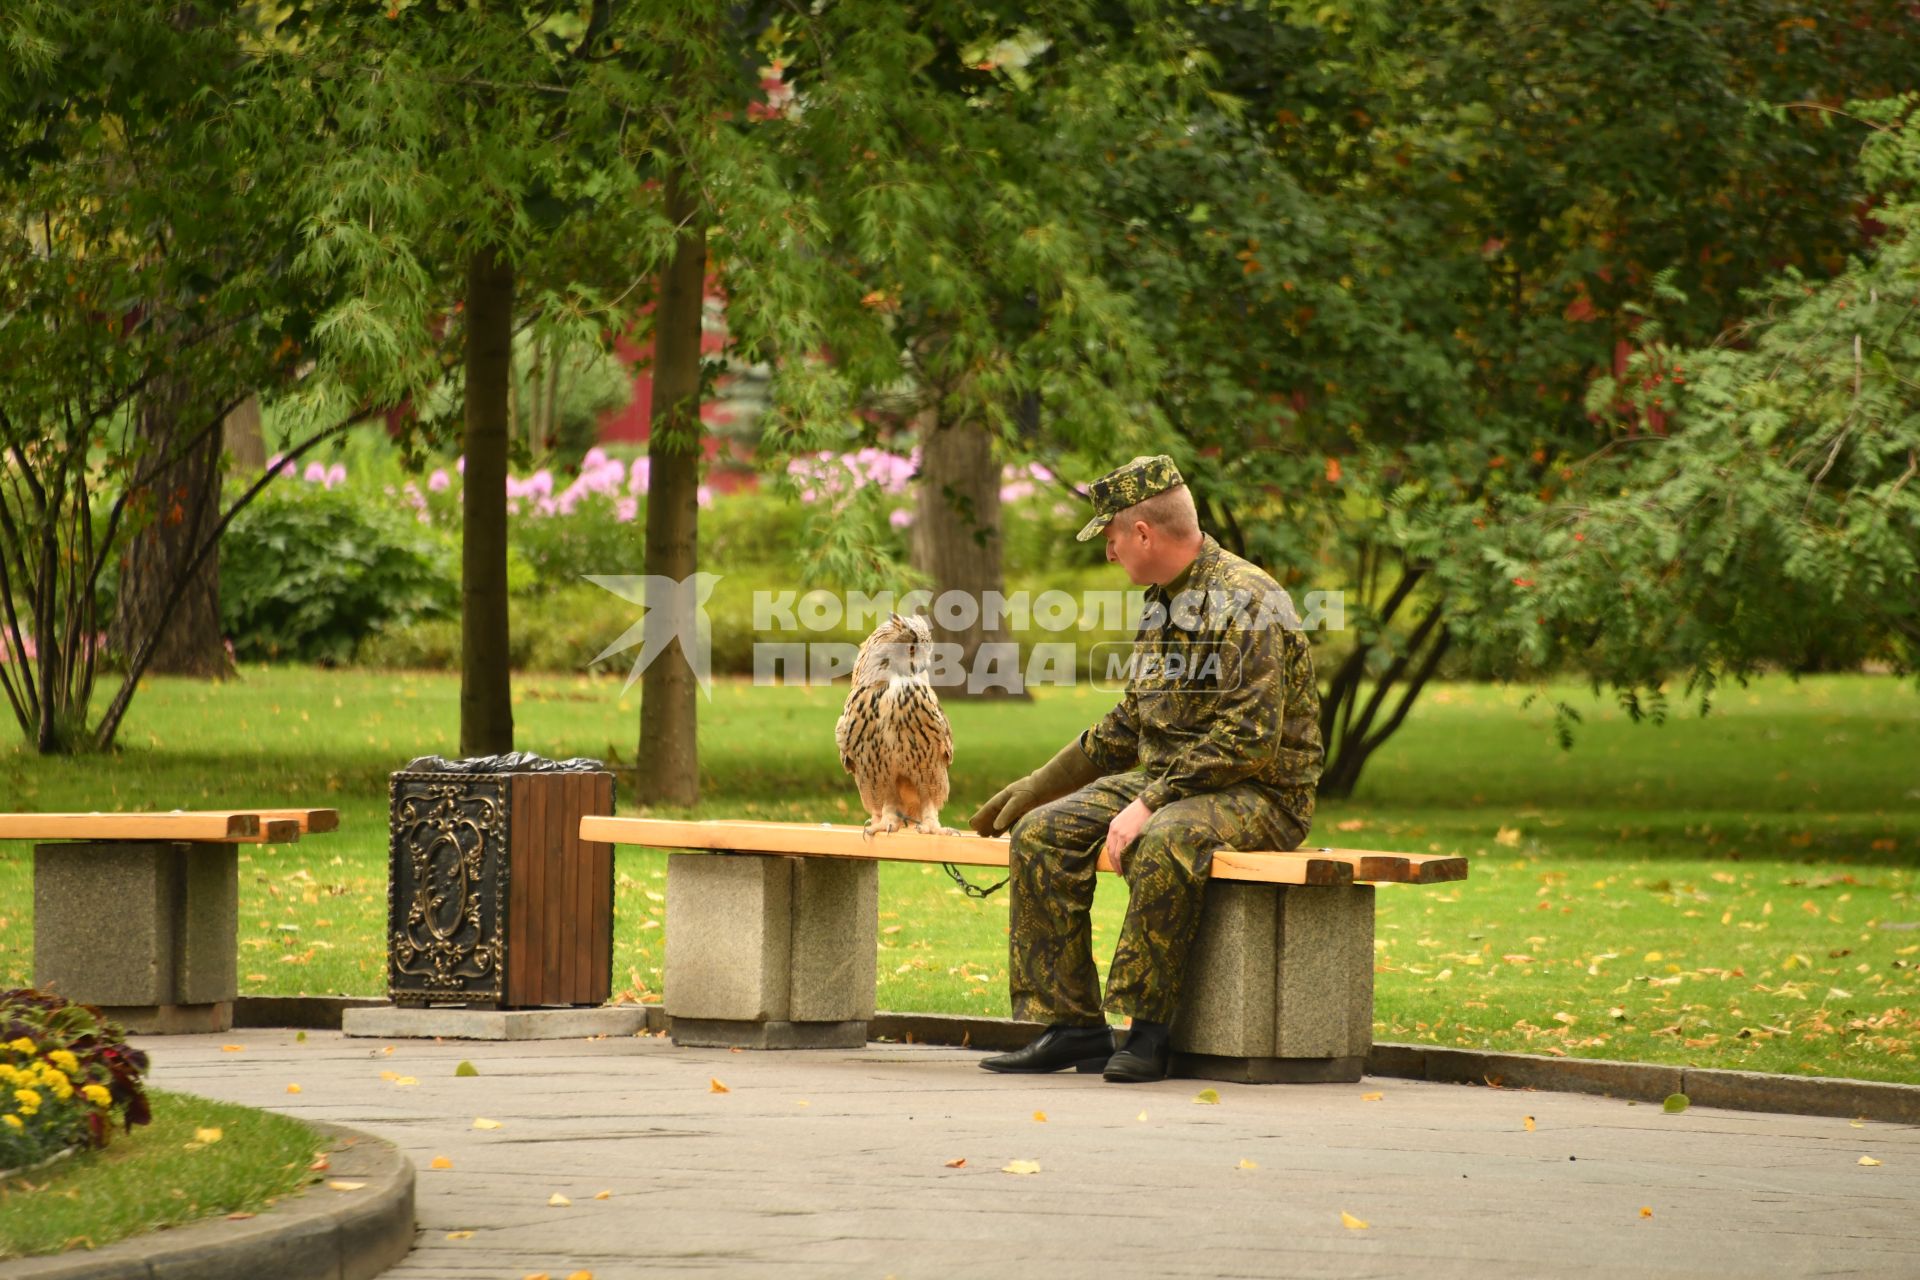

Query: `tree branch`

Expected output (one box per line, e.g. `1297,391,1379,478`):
92,404,377,748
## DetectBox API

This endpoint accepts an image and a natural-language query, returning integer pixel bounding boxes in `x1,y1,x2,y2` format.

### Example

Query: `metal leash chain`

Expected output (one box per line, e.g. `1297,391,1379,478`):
941,862,1008,899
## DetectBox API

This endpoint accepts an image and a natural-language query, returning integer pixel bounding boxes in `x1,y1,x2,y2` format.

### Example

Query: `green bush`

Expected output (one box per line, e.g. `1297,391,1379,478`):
702,490,823,566
510,494,641,594
222,486,458,663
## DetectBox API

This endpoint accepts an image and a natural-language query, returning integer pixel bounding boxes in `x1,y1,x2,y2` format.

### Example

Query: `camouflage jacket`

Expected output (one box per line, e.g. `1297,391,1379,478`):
1080,535,1324,818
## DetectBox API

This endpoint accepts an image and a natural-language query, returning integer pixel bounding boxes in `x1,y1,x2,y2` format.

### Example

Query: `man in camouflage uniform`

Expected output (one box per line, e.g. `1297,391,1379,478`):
971,455,1324,1082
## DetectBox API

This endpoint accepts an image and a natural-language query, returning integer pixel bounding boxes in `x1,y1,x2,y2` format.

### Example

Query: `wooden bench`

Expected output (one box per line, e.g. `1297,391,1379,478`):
582,817,1466,1084
3,809,338,1034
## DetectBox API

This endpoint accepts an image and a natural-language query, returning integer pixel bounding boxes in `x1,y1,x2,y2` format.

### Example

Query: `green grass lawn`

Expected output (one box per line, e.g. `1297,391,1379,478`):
1,666,1915,1082
0,1088,320,1259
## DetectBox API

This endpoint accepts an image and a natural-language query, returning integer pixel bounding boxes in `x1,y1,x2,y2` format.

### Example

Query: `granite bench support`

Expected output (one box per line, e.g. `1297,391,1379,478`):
663,853,877,1050
585,817,1466,1082
6,810,338,1034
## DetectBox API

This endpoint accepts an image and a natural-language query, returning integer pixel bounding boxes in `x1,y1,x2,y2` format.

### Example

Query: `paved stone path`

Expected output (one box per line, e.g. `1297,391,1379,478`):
144,1030,1920,1279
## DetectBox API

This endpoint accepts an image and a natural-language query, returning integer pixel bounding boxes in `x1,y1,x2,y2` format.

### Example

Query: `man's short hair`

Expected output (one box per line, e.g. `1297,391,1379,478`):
1118,483,1199,540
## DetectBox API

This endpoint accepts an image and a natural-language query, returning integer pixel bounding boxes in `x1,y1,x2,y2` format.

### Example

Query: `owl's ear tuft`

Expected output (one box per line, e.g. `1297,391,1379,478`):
889,611,904,625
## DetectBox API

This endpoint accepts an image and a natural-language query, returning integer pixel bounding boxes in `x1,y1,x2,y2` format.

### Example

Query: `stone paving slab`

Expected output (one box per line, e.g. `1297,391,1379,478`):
140,1030,1920,1280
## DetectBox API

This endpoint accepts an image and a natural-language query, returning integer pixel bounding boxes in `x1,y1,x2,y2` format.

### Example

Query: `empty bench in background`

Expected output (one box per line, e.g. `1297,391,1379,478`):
581,817,1466,1084
5,809,338,1033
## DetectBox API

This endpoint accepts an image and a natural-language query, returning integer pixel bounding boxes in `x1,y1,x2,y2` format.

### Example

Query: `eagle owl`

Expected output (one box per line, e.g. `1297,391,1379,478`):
835,613,953,835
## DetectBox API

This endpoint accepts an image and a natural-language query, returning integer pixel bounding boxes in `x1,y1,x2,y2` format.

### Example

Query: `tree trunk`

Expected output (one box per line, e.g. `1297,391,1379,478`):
635,166,706,807
1315,575,1453,799
223,395,266,473
911,414,1024,699
113,387,232,679
460,246,516,757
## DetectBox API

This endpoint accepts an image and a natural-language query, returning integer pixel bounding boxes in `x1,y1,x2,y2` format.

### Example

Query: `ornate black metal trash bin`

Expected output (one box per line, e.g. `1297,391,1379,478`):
388,753,615,1008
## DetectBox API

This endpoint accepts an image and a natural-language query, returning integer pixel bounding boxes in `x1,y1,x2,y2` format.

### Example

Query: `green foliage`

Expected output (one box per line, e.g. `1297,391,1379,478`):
221,487,458,664
506,495,640,593
0,989,150,1172
1087,2,1918,790
0,1,379,750
1487,95,1920,707
512,330,635,469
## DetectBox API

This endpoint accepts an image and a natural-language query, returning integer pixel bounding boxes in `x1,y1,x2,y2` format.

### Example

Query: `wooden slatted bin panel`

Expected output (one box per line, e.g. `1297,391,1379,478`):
389,767,614,1009
504,770,615,1007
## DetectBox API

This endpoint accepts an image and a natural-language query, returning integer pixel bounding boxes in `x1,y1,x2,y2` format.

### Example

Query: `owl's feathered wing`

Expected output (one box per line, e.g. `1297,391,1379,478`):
835,684,881,776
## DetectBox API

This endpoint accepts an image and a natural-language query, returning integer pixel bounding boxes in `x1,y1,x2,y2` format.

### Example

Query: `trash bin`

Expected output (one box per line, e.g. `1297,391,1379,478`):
387,753,615,1009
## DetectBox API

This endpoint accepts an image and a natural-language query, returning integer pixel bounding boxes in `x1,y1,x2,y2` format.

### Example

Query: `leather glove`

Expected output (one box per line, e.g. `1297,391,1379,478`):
968,737,1101,837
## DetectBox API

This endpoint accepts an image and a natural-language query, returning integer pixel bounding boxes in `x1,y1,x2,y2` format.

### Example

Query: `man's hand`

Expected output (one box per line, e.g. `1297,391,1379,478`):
1100,797,1153,873
968,738,1102,837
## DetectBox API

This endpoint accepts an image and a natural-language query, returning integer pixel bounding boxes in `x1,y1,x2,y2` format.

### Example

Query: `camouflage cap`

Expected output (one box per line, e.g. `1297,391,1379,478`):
1076,454,1186,541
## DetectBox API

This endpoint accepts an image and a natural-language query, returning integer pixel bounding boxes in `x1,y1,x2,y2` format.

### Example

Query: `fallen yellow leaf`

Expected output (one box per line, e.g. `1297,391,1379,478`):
220,1044,245,1053
1523,1116,1536,1132
382,1046,394,1055
430,1156,453,1170
1237,1159,1258,1170
1032,1111,1048,1123
522,1274,549,1280
444,1231,474,1241
327,1181,367,1192
286,1084,301,1094
1137,1110,1148,1122
548,1193,572,1207
1341,1211,1369,1230
393,1076,418,1087
1001,1160,1042,1175
379,1070,400,1082
473,1118,503,1130
567,1272,594,1280
1361,1092,1383,1102
594,1190,612,1200
1859,1156,1883,1167
194,1127,223,1145
1639,1206,1653,1218
309,1155,330,1172
944,1158,967,1168
1850,1120,1866,1129
1192,1088,1220,1105
709,1078,730,1094
795,1100,810,1107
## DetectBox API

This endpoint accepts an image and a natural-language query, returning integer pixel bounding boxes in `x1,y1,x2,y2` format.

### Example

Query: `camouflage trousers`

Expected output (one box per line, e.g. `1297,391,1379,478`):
1007,773,1311,1027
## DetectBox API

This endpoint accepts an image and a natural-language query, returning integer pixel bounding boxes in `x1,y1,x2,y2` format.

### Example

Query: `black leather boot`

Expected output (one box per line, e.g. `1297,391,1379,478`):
979,1024,1116,1074
1102,1020,1171,1083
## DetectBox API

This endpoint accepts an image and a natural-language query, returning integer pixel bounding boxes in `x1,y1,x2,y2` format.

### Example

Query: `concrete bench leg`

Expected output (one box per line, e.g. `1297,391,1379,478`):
33,842,238,1034
1171,881,1374,1084
664,853,876,1049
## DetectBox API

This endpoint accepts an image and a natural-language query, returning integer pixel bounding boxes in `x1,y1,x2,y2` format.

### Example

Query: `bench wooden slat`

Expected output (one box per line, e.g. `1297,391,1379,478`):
166,808,338,836
1221,849,1470,884
0,810,333,844
582,817,1364,887
248,808,339,834
0,812,264,842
